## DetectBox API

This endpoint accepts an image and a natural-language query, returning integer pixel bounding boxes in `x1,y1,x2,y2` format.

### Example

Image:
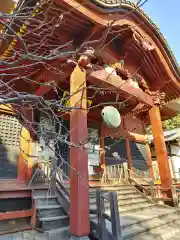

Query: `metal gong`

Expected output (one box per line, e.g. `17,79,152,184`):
101,106,121,128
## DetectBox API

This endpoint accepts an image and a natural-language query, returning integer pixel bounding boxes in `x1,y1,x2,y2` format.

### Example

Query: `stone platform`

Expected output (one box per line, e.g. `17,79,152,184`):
0,231,46,240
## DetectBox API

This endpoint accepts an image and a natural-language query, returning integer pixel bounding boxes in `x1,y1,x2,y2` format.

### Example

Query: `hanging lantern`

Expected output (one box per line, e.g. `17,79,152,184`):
101,106,121,128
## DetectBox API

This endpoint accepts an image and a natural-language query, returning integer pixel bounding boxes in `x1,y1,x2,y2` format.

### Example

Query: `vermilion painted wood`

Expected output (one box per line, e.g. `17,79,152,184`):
149,106,172,189
30,199,37,229
69,65,90,236
146,143,154,179
0,180,48,191
100,124,105,165
0,226,31,236
125,139,133,173
0,210,32,221
89,70,153,107
17,153,27,181
59,0,180,95
0,191,31,199
103,121,148,143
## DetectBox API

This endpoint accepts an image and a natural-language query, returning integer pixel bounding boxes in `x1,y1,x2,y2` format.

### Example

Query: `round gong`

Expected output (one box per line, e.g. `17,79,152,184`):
101,106,121,128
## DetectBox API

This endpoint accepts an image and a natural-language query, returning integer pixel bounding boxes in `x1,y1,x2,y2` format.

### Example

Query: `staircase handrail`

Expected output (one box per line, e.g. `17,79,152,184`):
56,170,120,240
127,169,157,200
55,173,120,240
56,178,70,197
96,190,122,240
56,179,70,215
127,169,154,185
170,185,180,207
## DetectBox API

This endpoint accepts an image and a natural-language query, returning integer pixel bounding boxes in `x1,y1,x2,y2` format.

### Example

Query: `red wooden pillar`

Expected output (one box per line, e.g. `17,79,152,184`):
146,143,154,179
17,152,27,181
125,139,132,175
149,106,172,188
31,199,37,229
100,124,105,166
70,65,90,237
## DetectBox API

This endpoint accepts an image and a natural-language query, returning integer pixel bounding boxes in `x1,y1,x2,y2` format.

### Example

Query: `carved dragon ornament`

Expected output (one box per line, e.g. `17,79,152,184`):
132,28,155,51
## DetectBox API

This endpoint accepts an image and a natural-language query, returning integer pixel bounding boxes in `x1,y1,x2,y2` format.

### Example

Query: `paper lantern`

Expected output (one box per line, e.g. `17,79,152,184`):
101,106,121,128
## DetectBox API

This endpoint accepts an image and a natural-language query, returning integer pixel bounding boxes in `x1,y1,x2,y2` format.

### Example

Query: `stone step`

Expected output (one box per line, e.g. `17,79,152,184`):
34,235,48,240
41,215,69,231
40,215,68,222
90,197,149,212
126,219,180,240
91,207,179,228
92,186,132,191
33,195,57,200
120,208,179,227
32,190,56,199
89,189,141,202
46,226,70,240
24,231,47,240
91,212,180,240
117,192,143,200
90,197,150,211
116,192,143,200
0,231,48,240
66,185,130,195
89,187,134,195
114,189,140,195
89,189,143,199
101,185,133,191
35,197,58,206
38,207,66,218
122,211,180,239
90,196,148,206
99,183,130,187
36,204,61,210
65,183,130,190
118,198,149,207
120,202,153,213
0,232,24,240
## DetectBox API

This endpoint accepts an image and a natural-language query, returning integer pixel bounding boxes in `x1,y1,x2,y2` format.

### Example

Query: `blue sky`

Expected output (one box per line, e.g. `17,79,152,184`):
141,0,180,63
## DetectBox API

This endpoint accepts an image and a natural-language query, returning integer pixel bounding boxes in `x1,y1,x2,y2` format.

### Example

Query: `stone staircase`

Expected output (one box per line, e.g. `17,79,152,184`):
31,182,180,240
93,184,180,240
32,189,70,240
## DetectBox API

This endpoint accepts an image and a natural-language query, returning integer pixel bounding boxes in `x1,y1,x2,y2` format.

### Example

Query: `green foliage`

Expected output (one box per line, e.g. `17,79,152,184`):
146,114,180,134
162,114,180,130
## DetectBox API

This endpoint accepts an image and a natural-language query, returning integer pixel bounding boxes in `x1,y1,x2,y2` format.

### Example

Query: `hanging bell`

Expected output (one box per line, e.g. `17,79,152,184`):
101,106,121,128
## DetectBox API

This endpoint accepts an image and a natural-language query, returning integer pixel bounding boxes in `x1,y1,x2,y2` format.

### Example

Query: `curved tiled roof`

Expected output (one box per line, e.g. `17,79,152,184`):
165,98,180,114
149,128,180,143
89,0,180,78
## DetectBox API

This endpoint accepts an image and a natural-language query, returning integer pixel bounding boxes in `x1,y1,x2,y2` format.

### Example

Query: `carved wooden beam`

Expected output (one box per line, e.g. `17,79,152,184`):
89,69,154,107
34,63,75,96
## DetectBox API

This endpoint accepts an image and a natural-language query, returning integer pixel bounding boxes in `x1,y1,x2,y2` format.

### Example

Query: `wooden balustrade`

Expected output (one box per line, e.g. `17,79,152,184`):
96,190,121,240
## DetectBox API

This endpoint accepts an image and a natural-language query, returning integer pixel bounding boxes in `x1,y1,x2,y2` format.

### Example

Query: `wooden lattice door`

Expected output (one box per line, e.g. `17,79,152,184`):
0,114,21,179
